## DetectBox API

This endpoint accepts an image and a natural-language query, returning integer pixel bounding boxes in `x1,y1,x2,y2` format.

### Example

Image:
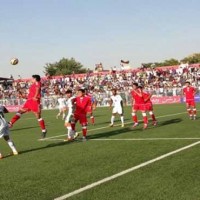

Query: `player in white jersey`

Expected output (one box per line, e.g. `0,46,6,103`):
64,90,78,141
0,105,18,159
56,93,67,120
109,89,124,127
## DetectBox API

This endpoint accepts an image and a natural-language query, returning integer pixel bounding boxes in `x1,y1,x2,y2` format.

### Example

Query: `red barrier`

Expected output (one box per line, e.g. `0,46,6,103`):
6,105,22,112
151,96,181,104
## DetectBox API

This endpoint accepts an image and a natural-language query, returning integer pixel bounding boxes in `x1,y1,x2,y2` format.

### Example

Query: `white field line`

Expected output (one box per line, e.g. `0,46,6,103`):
54,140,200,200
91,138,200,141
42,111,189,141
39,138,200,142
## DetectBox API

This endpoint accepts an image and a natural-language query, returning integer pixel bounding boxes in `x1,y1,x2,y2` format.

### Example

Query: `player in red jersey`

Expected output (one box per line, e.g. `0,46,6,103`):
85,91,96,125
9,75,47,138
71,88,91,141
182,81,197,120
131,83,148,129
141,88,157,125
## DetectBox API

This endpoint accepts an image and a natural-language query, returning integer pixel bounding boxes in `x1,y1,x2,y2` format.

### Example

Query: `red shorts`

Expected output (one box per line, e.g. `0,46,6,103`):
186,100,195,107
145,103,153,111
86,106,92,114
74,113,87,125
23,99,41,113
132,104,146,111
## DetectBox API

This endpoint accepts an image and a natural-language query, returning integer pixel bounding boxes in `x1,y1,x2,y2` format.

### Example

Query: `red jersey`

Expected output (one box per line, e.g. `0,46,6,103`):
143,92,152,104
131,89,145,105
85,94,92,106
28,82,41,99
183,86,195,100
74,96,91,115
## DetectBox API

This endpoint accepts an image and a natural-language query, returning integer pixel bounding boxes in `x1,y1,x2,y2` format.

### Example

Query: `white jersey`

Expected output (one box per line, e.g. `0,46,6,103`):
110,95,123,108
65,97,75,123
0,105,9,138
57,97,66,108
66,96,75,114
110,95,123,115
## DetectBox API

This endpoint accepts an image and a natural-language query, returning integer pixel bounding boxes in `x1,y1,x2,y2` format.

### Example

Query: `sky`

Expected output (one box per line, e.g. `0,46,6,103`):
0,0,200,79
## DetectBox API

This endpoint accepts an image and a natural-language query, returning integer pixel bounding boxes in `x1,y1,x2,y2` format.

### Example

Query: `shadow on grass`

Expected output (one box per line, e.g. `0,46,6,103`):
88,118,183,139
4,118,182,158
17,140,82,155
11,126,40,132
88,127,135,139
157,118,182,127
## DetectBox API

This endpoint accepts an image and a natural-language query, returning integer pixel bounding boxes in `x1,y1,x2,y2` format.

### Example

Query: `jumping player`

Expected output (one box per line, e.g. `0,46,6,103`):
0,105,18,159
71,88,91,141
182,81,197,120
9,75,47,138
109,88,124,127
131,83,148,129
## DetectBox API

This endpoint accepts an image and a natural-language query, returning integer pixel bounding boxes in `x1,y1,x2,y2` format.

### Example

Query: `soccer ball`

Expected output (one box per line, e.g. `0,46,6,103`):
10,58,19,65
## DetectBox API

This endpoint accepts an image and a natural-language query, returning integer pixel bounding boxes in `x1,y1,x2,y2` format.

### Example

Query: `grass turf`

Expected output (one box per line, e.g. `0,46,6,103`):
0,103,200,200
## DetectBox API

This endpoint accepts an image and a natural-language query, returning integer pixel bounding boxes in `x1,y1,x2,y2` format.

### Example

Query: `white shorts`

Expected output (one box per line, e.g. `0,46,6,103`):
58,106,66,112
112,107,123,115
0,122,10,138
65,112,73,123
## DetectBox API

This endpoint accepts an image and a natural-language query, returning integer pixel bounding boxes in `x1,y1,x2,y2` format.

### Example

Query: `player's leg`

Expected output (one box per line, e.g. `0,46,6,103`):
3,135,18,155
71,114,78,132
64,122,73,141
118,107,124,127
33,110,47,139
90,112,95,125
149,110,157,125
141,111,148,129
147,103,157,125
191,104,197,120
190,101,197,120
64,114,77,141
80,115,88,141
110,107,117,127
110,113,116,127
132,106,138,127
186,102,192,119
9,108,27,127
62,108,67,120
56,107,62,119
120,114,124,127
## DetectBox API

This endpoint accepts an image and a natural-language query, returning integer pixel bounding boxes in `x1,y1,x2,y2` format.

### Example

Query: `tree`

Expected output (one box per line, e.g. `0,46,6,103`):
142,58,179,68
162,58,179,66
44,57,87,76
181,53,200,64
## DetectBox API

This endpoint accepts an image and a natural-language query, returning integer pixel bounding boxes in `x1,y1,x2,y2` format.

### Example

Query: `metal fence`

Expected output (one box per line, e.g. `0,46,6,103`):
0,88,199,109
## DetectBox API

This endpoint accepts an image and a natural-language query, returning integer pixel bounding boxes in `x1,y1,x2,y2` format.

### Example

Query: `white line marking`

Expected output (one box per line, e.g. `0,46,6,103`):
43,111,189,140
40,138,200,142
54,141,200,200
91,138,200,141
39,138,65,141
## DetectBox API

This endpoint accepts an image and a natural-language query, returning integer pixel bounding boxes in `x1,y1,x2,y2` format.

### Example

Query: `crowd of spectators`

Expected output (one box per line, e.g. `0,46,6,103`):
0,63,200,108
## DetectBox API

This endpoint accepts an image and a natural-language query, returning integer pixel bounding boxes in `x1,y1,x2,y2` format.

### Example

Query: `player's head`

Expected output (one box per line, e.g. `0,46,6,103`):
138,85,143,91
77,88,85,97
185,81,190,86
59,93,64,97
66,90,72,98
132,82,138,90
111,88,117,95
32,75,41,83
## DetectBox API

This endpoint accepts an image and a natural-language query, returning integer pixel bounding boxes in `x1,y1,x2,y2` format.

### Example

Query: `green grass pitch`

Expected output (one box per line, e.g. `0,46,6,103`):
0,103,200,200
